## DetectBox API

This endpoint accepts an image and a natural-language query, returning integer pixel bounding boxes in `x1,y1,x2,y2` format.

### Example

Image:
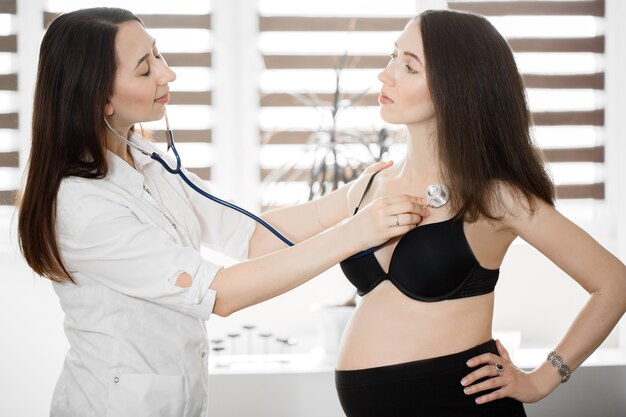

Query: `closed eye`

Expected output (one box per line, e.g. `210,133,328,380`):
142,50,163,76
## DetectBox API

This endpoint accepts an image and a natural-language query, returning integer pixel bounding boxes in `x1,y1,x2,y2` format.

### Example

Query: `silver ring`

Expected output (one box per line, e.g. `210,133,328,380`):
395,215,400,226
495,363,504,375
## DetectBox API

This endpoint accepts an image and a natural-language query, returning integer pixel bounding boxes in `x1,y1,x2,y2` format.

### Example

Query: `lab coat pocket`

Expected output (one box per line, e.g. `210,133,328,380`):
106,373,186,417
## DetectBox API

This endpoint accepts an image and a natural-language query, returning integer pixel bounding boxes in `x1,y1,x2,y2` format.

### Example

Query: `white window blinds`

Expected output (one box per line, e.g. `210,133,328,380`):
0,0,18,204
258,0,606,211
448,0,605,201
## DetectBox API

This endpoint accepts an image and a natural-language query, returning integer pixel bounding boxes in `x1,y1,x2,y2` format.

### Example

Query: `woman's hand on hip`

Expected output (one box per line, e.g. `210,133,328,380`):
343,194,429,252
461,339,551,405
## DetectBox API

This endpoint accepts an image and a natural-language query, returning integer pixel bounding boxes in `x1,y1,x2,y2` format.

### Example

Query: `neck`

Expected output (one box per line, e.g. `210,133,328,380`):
104,119,135,167
395,121,440,188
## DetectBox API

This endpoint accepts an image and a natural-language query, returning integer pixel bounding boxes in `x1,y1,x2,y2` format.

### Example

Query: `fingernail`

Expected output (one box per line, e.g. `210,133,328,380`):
460,378,467,386
464,387,471,395
466,360,472,366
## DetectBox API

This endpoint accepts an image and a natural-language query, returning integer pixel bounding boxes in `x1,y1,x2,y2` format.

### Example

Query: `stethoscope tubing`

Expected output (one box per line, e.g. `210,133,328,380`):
104,116,374,259
152,140,294,247
154,139,377,259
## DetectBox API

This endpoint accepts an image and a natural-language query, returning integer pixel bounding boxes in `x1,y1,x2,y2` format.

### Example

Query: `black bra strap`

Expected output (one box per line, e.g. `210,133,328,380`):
353,171,380,215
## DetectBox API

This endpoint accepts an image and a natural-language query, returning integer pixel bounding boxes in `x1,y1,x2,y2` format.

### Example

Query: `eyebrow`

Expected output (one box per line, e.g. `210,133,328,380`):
394,41,423,65
134,39,157,70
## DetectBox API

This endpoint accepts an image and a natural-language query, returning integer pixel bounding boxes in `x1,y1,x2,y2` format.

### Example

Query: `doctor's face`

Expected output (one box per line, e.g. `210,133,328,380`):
105,20,176,128
377,19,435,127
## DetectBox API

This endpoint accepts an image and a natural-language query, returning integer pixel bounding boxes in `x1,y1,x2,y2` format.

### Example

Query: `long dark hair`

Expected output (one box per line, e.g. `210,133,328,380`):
418,10,554,221
17,8,142,283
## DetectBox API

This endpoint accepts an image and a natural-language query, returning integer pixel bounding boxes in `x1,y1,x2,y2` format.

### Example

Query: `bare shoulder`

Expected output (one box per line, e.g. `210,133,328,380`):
346,173,377,213
346,161,393,212
486,180,553,232
490,181,607,266
484,182,626,294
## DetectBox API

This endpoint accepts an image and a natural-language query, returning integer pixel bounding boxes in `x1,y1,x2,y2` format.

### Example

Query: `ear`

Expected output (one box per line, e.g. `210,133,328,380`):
104,99,114,116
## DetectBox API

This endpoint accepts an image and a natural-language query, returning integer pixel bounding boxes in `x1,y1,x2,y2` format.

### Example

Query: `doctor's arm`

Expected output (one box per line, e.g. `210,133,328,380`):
210,192,427,317
248,161,394,258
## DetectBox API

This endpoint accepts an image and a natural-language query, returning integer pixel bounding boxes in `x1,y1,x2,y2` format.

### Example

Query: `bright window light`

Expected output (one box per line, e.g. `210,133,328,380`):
259,107,384,131
260,32,401,54
260,0,417,16
526,89,602,112
151,142,214,168
489,16,600,38
0,130,19,152
260,69,381,93
0,168,19,191
532,126,601,149
0,14,12,35
515,53,601,74
550,162,603,185
0,92,17,113
0,52,15,73
169,68,212,91
146,29,211,53
48,0,210,14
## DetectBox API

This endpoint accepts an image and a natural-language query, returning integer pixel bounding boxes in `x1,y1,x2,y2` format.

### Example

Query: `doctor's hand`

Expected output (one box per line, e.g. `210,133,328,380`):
343,194,429,252
462,339,554,406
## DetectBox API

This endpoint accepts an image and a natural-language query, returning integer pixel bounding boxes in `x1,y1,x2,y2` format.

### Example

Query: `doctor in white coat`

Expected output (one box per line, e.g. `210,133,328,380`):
17,7,428,416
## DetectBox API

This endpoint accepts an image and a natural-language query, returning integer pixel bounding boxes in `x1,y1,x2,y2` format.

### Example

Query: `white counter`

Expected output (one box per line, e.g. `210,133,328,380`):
206,352,626,417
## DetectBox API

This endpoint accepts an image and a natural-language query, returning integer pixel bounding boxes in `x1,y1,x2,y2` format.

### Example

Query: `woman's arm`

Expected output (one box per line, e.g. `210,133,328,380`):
511,201,626,398
248,161,394,258
210,192,428,316
463,195,626,404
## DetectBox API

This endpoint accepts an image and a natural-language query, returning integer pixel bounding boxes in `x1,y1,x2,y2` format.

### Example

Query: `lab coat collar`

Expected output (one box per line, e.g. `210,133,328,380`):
105,135,158,199
128,134,160,171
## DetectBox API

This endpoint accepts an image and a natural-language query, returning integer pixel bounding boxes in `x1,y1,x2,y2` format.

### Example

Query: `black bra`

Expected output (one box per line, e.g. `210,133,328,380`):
339,173,499,302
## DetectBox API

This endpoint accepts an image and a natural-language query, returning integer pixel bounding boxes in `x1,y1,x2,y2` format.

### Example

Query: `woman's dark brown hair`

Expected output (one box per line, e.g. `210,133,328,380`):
17,8,141,282
418,9,555,221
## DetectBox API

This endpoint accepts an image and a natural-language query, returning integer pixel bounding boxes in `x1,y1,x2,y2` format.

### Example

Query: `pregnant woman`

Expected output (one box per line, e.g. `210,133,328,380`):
335,9,626,417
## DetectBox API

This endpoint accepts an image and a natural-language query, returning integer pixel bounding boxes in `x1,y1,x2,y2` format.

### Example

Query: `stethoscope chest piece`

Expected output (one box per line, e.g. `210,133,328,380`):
426,183,449,208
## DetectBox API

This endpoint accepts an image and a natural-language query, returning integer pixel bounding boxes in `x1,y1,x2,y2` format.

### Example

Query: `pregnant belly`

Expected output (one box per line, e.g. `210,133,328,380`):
336,281,494,370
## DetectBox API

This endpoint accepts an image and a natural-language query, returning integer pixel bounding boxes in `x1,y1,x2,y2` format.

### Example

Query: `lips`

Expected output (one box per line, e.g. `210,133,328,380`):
378,92,394,105
154,92,170,104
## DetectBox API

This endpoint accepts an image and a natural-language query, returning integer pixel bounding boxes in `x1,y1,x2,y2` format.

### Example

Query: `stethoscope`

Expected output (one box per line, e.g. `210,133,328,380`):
104,114,449,259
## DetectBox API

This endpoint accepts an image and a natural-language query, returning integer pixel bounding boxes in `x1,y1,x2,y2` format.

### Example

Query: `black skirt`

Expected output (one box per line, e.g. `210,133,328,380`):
335,340,526,417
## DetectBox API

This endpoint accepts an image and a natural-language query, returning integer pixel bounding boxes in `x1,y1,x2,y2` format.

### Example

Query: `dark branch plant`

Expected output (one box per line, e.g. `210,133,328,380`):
306,52,391,201
262,50,397,308
261,51,393,208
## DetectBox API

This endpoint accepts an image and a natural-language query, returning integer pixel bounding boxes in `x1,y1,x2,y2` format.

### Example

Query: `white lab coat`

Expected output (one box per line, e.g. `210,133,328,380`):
50,135,256,417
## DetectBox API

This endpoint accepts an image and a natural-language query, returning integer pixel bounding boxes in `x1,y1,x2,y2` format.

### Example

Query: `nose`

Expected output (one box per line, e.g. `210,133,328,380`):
156,58,177,85
377,64,394,87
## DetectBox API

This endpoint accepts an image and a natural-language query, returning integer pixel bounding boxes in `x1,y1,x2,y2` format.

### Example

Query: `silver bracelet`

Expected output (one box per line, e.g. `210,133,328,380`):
547,351,572,383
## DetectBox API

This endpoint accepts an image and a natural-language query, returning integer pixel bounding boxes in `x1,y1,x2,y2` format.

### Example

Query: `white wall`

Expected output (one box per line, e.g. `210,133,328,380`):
0,218,69,416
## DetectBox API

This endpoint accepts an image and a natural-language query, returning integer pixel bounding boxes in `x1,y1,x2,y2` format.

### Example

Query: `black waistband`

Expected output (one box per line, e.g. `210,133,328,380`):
335,340,497,385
